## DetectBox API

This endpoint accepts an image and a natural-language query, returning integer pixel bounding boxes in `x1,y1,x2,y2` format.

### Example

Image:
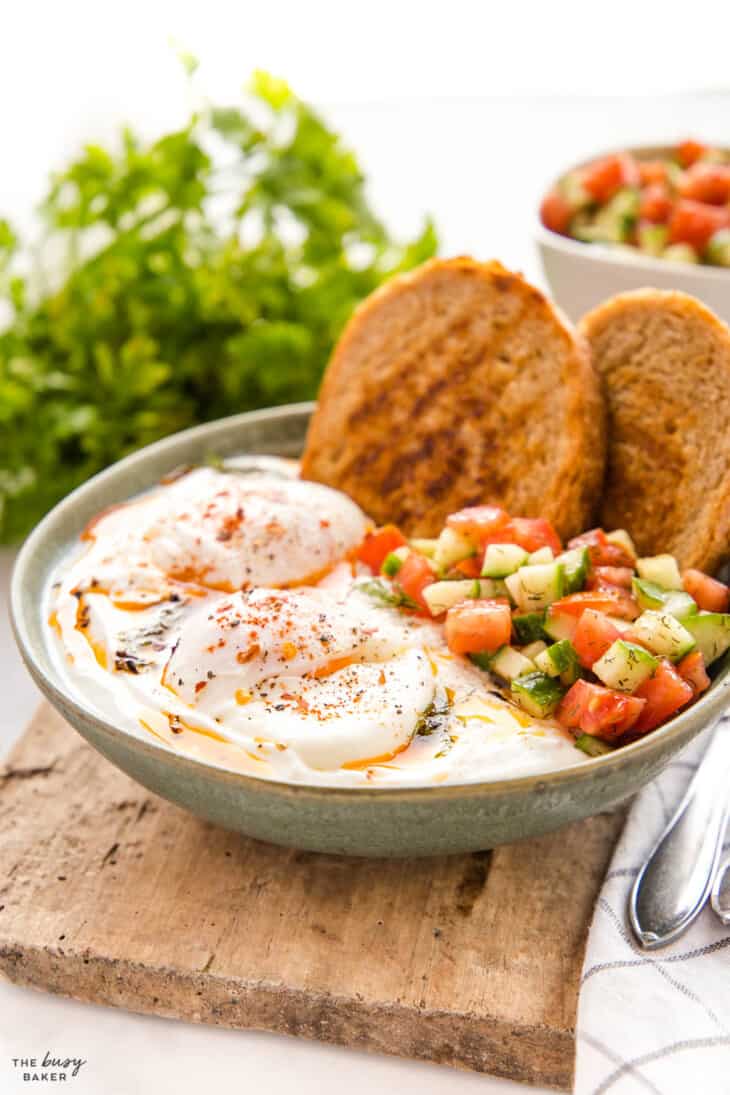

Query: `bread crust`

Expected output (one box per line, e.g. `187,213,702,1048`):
302,257,605,539
580,289,730,573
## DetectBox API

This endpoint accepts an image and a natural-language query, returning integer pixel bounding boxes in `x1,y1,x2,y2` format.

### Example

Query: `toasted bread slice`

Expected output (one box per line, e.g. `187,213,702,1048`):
580,289,730,573
301,258,605,539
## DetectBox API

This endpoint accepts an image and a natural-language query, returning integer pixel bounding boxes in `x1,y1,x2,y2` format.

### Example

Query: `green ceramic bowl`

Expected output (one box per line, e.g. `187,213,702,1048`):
11,404,730,856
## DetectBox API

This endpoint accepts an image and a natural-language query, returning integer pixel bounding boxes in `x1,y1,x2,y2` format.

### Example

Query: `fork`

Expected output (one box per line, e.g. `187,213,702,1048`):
629,713,730,948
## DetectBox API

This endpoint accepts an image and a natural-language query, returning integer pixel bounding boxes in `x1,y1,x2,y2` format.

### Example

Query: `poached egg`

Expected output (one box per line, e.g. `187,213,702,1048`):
48,458,583,786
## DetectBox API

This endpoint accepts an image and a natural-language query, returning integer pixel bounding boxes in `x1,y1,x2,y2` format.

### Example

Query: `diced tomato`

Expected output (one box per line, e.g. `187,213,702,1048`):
678,163,730,206
668,199,730,251
545,607,578,640
567,528,635,568
452,556,482,579
572,609,622,669
639,160,669,187
558,680,646,742
682,568,730,613
395,553,435,614
509,517,562,555
598,587,639,620
677,139,708,168
586,566,634,590
639,184,673,224
446,505,511,544
357,525,407,573
633,660,694,733
580,153,639,204
551,588,639,621
540,189,573,234
611,696,650,735
444,599,512,656
677,651,711,698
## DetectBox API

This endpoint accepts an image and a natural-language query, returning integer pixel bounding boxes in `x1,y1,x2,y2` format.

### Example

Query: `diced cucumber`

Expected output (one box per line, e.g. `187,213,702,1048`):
511,672,565,718
528,546,554,565
481,543,529,578
433,527,475,572
604,615,633,634
638,223,669,257
663,243,699,264
534,639,582,686
683,613,730,666
521,640,548,661
484,577,510,600
409,537,438,559
504,571,523,605
557,546,590,593
605,528,637,562
511,612,548,645
382,548,408,577
468,651,493,672
506,562,565,612
632,578,697,619
630,611,696,661
558,171,592,211
574,734,614,757
490,646,536,682
572,221,616,244
632,577,669,611
577,187,639,244
636,554,683,590
544,606,577,642
664,161,684,187
706,229,730,268
663,592,699,621
569,209,594,239
422,579,496,616
592,640,658,693
504,570,521,601
534,649,556,675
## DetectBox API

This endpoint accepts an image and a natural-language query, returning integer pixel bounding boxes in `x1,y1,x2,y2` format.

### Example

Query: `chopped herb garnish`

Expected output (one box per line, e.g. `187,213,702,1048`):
415,686,452,738
359,578,419,611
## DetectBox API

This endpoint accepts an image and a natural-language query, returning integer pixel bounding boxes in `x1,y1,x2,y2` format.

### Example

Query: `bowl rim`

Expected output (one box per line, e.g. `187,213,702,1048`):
11,403,730,802
535,141,730,283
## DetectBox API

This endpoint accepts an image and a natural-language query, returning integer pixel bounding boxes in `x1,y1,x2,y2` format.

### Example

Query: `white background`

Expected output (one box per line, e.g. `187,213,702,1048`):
2,2,730,1092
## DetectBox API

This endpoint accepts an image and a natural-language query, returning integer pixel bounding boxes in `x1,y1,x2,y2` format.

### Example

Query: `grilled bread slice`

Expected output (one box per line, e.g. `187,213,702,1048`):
301,257,605,539
580,289,730,573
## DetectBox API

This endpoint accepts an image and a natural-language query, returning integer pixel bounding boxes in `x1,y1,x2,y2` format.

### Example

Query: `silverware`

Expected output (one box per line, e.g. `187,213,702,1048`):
711,854,730,925
629,714,730,949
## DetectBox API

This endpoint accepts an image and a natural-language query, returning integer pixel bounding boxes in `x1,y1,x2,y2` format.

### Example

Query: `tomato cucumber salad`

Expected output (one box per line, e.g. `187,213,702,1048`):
357,506,730,757
541,140,730,267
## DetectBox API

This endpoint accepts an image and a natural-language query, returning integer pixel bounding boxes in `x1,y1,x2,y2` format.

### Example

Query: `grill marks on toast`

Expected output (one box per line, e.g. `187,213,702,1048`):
302,258,605,538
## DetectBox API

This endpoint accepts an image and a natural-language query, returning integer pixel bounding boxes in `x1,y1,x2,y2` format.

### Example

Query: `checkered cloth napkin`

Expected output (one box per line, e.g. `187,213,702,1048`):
575,731,730,1095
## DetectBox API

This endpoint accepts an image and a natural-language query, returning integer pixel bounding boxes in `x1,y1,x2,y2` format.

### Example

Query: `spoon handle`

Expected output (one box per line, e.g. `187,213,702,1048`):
629,716,730,949
711,854,730,925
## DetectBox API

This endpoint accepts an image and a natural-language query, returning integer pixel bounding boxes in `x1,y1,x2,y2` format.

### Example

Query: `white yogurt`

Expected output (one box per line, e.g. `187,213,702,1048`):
47,458,584,786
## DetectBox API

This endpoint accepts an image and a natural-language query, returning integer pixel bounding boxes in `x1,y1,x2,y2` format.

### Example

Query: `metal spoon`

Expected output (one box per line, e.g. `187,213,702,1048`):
629,713,730,949
711,854,730,925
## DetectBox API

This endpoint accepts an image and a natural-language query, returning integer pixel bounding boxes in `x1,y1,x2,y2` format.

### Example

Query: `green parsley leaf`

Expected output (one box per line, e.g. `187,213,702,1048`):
0,74,437,541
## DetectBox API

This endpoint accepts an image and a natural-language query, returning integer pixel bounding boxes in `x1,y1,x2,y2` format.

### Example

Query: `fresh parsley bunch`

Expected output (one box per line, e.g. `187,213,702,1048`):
0,71,437,541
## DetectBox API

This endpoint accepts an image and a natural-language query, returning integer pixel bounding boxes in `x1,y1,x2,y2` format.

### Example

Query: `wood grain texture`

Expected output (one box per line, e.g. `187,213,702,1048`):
0,704,625,1090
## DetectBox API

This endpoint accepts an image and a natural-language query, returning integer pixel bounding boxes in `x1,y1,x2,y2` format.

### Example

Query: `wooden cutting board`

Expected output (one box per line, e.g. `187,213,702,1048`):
0,704,624,1090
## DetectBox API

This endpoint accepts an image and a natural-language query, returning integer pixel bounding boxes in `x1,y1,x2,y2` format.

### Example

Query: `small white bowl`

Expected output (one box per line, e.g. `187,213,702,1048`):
535,145,730,325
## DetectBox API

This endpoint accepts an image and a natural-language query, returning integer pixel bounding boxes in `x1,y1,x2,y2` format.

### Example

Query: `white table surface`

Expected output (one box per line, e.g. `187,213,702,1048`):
2,83,730,1093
